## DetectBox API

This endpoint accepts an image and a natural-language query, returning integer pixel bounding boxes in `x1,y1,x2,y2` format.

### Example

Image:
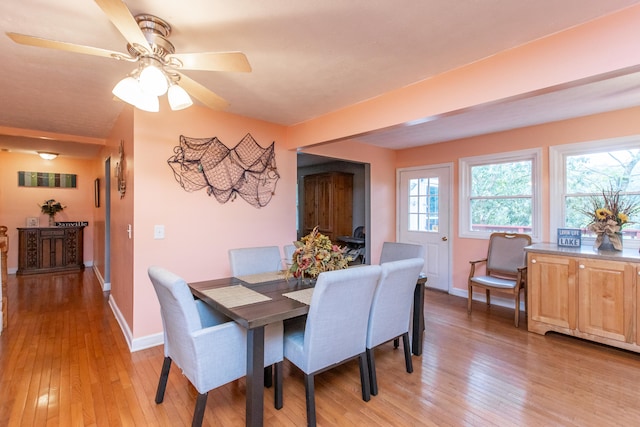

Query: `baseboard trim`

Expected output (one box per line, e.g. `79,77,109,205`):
451,287,526,310
92,265,110,291
108,294,163,353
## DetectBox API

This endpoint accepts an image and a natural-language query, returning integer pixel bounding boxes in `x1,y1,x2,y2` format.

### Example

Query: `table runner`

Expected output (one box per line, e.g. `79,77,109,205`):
236,271,287,284
201,285,271,308
282,288,315,306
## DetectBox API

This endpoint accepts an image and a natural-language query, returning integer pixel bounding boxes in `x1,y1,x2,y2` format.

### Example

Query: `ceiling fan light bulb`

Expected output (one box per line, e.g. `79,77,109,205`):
168,84,193,110
139,65,168,96
136,92,160,113
112,77,142,106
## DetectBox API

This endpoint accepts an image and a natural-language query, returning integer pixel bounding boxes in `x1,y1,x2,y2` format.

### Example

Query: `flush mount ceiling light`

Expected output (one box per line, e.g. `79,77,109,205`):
6,0,252,112
38,152,58,160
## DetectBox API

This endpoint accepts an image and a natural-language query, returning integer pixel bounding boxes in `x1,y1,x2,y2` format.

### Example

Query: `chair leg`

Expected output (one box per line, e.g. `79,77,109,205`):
192,392,208,427
486,289,491,306
401,332,413,374
274,362,283,410
358,352,371,402
366,348,378,396
155,356,172,404
514,288,521,328
393,337,399,348
467,284,473,314
304,374,316,427
264,365,273,388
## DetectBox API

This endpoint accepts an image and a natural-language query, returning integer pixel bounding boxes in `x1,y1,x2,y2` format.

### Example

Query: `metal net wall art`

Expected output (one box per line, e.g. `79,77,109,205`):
167,133,280,208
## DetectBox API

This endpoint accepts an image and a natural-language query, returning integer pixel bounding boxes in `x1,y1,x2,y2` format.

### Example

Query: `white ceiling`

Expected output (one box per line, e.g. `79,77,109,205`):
1,0,639,158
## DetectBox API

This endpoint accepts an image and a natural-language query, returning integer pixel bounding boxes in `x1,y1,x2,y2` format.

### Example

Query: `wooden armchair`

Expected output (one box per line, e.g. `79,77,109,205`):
467,232,531,327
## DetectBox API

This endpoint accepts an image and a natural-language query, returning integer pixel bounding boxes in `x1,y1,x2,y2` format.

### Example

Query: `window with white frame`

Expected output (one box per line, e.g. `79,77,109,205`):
460,149,541,240
550,136,640,247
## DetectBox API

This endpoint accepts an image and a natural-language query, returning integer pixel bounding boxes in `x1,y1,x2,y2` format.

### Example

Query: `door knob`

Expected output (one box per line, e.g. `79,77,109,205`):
441,236,448,241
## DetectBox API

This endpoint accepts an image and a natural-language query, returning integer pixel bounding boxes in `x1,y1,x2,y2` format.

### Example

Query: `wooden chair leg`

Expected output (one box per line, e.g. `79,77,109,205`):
274,362,283,410
192,392,208,427
486,289,491,306
467,284,473,314
393,337,399,348
514,288,520,328
366,348,378,396
358,352,371,402
155,357,172,404
402,332,413,374
304,374,316,427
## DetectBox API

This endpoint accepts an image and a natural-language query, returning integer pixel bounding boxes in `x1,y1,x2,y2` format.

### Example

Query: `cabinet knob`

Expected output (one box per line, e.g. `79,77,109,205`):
531,259,536,263
579,264,585,269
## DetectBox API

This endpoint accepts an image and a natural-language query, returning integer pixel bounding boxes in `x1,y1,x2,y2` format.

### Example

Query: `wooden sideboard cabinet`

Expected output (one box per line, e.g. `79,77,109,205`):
526,244,639,353
17,226,85,275
302,172,353,242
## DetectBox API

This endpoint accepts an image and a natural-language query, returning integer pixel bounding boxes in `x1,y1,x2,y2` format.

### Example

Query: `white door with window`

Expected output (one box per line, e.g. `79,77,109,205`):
398,164,452,291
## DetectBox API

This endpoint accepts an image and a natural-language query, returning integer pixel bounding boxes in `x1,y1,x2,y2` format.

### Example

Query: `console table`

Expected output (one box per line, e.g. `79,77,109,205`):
17,226,85,275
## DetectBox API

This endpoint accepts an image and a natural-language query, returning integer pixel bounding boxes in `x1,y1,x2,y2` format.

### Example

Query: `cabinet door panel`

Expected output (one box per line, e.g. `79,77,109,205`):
528,254,577,330
578,259,634,343
316,174,333,234
303,176,318,235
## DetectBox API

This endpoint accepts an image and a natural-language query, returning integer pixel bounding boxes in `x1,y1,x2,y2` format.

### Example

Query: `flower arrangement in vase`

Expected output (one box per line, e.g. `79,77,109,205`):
40,199,65,226
583,187,639,251
286,226,352,281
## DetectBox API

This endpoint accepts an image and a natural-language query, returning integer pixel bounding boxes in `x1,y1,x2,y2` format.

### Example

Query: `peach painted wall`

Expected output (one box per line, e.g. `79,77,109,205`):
299,140,398,264
130,105,295,338
0,151,97,271
395,106,640,294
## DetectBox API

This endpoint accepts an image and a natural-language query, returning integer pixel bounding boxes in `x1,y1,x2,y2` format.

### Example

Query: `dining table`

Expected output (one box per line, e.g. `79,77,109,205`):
188,270,427,427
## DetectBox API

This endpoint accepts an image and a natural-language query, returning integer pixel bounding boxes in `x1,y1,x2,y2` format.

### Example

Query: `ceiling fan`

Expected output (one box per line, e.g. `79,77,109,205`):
5,0,251,112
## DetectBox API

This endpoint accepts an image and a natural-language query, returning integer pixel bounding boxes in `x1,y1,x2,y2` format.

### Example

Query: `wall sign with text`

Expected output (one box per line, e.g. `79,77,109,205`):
557,228,581,247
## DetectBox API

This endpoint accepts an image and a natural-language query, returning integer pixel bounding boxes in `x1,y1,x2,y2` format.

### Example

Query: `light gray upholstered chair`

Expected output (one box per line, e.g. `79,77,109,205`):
283,244,296,264
366,258,424,396
283,265,382,427
379,241,425,347
467,232,531,327
379,241,425,264
228,245,282,276
148,266,284,427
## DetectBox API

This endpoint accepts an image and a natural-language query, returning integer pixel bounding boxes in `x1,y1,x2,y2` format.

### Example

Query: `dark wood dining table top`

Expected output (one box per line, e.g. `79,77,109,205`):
189,276,314,329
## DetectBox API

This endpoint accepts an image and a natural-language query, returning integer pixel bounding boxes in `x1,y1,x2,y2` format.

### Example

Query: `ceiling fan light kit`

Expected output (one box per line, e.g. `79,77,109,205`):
167,83,193,110
7,0,252,113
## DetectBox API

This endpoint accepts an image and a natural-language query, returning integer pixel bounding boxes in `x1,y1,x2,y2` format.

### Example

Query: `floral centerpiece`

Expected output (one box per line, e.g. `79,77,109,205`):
286,226,352,280
40,199,65,226
584,187,639,251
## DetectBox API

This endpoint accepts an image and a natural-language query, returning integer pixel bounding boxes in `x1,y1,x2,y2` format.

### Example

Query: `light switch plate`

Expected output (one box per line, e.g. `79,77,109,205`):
154,225,165,239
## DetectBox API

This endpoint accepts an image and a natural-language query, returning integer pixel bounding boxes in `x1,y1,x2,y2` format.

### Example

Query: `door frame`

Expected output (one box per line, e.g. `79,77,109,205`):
396,162,453,292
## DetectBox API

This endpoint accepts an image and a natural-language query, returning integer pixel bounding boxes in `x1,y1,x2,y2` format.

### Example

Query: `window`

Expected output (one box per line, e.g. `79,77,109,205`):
550,136,640,247
408,177,439,232
460,149,541,240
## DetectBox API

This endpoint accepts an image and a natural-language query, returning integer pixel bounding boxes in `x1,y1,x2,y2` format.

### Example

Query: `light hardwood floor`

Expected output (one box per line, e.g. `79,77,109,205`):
2,269,640,426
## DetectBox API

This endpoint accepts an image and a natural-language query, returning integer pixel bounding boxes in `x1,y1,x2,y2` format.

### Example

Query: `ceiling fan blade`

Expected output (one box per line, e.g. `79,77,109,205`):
176,72,229,110
6,32,126,59
94,0,151,53
168,52,252,72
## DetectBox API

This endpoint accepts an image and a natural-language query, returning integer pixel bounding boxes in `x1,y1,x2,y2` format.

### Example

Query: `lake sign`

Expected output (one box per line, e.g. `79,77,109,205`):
557,228,581,247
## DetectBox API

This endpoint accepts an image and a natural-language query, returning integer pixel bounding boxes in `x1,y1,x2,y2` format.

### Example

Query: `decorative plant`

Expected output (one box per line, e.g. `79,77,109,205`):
287,226,352,279
583,186,639,250
40,199,65,216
